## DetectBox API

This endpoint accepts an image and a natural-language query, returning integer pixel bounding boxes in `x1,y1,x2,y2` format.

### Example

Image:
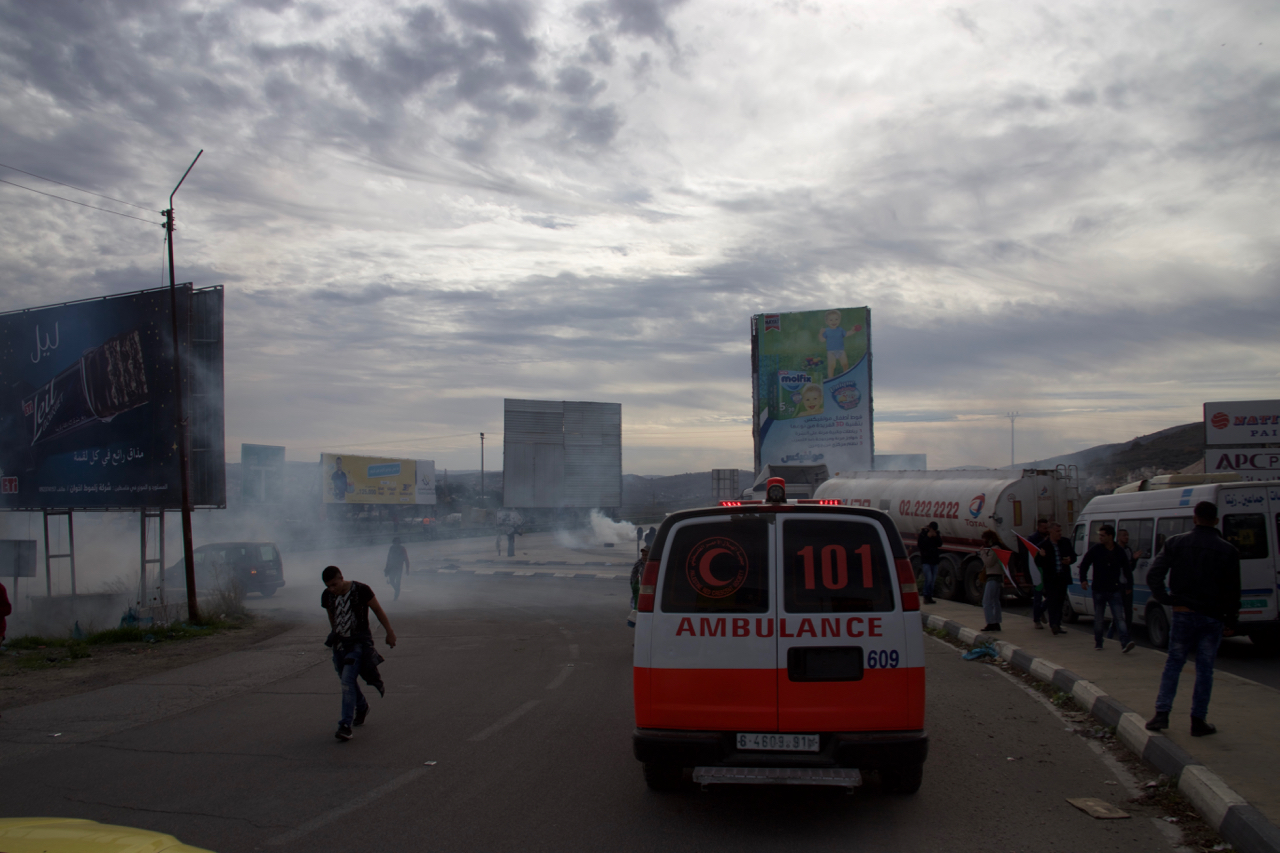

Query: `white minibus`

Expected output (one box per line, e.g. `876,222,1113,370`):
1063,478,1279,652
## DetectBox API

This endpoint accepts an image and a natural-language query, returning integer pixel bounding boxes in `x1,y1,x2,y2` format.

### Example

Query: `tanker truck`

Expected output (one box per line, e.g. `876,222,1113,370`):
812,467,1082,604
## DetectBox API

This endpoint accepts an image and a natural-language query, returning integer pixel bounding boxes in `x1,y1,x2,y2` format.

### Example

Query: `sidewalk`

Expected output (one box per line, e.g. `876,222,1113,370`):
927,598,1280,850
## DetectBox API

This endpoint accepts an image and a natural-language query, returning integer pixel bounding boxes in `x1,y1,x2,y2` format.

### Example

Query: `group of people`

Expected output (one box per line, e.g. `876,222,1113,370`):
917,500,1242,736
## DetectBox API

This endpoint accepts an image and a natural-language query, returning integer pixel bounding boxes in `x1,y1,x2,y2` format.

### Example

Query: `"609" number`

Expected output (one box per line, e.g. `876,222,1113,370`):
866,649,900,669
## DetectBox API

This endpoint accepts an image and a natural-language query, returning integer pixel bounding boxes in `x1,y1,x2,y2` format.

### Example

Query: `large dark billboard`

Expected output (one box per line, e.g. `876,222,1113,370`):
0,285,225,510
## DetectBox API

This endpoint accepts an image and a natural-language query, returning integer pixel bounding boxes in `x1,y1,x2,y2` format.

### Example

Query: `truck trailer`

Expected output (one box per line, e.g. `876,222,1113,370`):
812,468,1082,603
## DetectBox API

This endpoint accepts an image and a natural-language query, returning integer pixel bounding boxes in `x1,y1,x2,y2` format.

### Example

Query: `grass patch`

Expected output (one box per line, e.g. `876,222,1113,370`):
5,617,247,652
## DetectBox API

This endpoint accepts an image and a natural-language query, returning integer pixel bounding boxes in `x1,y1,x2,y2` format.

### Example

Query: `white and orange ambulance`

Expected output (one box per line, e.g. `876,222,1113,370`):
632,479,928,793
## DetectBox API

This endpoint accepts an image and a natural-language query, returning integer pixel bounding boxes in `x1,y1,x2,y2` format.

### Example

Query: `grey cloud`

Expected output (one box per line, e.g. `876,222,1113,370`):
575,0,686,47
583,33,615,65
556,65,606,101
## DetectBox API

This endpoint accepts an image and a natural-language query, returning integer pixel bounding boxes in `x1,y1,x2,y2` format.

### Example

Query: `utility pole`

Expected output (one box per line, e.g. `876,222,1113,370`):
165,150,202,623
1007,412,1019,470
479,433,485,509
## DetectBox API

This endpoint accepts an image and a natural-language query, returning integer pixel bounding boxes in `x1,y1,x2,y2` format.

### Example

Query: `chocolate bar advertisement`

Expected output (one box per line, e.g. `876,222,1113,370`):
0,285,225,510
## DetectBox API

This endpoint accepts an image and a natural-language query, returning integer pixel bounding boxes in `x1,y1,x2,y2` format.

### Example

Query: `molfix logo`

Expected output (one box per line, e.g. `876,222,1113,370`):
968,494,986,518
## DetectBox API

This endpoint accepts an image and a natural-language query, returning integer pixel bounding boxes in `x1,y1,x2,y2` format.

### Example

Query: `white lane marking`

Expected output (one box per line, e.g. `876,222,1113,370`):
468,700,541,742
546,666,574,691
569,644,579,659
266,766,430,846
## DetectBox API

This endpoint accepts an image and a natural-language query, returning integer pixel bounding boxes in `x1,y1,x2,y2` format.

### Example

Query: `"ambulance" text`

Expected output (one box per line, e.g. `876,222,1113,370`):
674,616,883,638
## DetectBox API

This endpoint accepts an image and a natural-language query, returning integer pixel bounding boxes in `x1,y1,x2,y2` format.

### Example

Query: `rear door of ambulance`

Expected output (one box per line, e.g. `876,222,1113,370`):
639,513,778,732
775,512,925,733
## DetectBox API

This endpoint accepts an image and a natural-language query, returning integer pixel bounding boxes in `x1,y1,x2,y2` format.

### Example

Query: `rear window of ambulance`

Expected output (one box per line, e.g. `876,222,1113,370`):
660,518,770,613
783,519,895,613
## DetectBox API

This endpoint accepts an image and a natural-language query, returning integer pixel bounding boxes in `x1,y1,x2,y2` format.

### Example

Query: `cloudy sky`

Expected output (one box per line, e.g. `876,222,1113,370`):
1,0,1277,475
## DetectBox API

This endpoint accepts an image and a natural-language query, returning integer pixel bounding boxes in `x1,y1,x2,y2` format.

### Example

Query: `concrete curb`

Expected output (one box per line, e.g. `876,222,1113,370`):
926,614,1280,853
420,566,627,580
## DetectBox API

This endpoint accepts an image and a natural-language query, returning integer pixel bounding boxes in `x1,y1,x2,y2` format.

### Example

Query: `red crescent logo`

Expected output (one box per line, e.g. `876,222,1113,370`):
686,537,750,599
698,548,733,586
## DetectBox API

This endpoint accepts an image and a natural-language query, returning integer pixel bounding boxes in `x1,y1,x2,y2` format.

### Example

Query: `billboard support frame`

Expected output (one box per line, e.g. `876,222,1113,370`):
42,508,76,597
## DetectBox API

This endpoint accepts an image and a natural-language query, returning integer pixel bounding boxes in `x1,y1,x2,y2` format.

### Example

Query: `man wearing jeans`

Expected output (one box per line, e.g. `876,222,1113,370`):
916,522,942,604
1145,501,1241,737
1079,525,1136,653
322,566,397,741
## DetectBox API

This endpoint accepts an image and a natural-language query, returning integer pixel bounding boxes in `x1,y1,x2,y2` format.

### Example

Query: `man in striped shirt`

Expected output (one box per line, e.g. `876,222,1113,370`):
322,565,397,741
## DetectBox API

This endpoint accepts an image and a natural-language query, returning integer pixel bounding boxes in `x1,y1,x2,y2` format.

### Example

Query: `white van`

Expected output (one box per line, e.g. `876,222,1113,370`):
1063,479,1279,651
632,481,927,793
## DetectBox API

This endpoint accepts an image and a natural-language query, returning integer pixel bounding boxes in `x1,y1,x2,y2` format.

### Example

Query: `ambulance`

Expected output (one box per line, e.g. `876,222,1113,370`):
631,479,928,793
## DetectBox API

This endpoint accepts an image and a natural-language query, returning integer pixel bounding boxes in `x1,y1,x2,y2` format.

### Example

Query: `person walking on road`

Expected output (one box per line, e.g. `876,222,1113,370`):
1035,523,1076,635
1080,525,1136,652
916,522,942,604
1144,501,1241,737
384,537,409,601
1108,528,1141,640
1028,518,1051,627
979,530,1007,632
321,566,397,742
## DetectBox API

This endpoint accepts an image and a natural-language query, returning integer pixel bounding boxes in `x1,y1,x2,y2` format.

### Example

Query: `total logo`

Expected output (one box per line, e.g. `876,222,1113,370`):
968,494,985,518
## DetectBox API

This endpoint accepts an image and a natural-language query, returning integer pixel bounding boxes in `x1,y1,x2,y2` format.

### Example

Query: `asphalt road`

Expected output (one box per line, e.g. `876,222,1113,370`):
0,543,1195,852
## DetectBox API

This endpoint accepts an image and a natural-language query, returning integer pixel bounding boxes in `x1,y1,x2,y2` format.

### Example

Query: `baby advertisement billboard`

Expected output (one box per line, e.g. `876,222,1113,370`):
751,307,873,476
0,286,219,510
321,454,435,505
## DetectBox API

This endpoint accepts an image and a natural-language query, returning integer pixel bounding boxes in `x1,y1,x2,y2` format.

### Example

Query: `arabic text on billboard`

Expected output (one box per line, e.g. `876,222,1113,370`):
0,286,223,510
321,454,435,505
752,307,872,476
1204,401,1280,446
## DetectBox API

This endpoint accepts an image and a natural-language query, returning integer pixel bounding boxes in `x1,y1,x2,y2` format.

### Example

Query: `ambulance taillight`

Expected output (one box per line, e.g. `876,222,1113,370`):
895,558,919,611
637,560,661,612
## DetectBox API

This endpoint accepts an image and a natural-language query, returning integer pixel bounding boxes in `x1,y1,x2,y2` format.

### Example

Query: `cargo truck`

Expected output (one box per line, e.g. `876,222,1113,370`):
811,468,1082,603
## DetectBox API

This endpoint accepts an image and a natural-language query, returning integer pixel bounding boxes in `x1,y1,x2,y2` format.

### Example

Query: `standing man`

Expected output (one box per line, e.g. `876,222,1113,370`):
1036,523,1076,635
1028,518,1051,628
384,537,409,601
1145,501,1241,737
1080,525,1136,653
321,565,397,742
1108,529,1141,641
916,522,942,604
506,525,520,557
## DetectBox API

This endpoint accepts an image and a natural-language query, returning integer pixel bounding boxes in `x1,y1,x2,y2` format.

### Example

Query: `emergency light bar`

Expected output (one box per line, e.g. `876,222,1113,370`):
719,500,763,506
796,499,840,505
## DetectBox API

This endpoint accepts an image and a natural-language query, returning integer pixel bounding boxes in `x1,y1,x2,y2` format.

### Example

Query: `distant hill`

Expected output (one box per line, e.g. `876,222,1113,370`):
1028,422,1204,499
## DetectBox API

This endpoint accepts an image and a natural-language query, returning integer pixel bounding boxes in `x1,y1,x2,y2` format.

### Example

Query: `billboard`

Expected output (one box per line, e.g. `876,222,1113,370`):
751,307,872,477
1206,449,1280,482
321,454,436,505
1204,401,1280,445
241,444,285,504
0,285,225,510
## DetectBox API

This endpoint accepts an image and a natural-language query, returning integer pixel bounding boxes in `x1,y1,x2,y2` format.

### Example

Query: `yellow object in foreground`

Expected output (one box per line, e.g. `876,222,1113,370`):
0,817,215,852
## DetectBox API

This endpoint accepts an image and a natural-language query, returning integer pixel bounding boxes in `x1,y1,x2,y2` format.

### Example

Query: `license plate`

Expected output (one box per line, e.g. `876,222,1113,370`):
736,733,820,752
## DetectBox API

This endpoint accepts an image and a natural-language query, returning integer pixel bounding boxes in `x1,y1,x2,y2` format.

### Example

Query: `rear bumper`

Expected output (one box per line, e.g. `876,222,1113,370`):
633,728,928,770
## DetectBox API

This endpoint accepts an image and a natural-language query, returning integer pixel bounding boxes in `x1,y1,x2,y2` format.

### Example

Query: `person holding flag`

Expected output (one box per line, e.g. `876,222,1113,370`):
1035,523,1076,635
979,530,1013,632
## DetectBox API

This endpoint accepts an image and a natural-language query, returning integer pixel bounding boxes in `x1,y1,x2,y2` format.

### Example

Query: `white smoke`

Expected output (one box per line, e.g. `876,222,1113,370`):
553,509,642,550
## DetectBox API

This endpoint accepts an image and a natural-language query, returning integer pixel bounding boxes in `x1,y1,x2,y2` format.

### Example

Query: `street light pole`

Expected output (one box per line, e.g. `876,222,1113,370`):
165,150,202,623
1007,411,1019,470
479,432,485,509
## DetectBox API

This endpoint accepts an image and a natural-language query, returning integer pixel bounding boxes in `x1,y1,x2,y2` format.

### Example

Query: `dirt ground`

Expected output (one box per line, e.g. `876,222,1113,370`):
0,617,297,713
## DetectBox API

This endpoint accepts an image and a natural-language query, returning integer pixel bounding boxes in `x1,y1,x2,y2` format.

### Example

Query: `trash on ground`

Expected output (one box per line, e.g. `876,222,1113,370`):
1066,798,1130,819
424,760,438,766
963,643,998,661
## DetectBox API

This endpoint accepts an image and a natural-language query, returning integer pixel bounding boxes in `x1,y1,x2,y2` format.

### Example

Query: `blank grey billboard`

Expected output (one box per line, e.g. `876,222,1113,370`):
503,399,621,508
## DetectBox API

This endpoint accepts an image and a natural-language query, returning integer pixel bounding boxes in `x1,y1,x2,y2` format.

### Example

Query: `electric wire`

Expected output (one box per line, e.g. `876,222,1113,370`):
0,160,153,210
0,177,161,224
